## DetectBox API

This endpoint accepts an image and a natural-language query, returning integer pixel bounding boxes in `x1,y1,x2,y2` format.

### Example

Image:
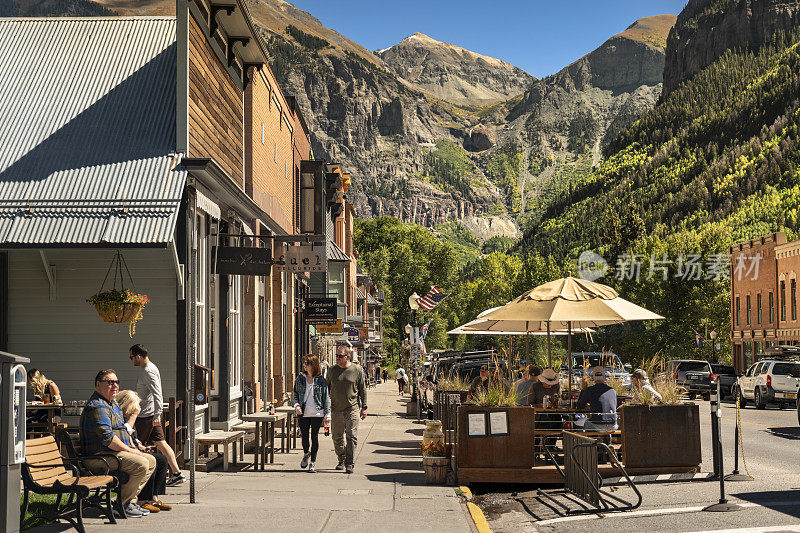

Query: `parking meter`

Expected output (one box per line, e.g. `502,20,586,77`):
0,351,30,533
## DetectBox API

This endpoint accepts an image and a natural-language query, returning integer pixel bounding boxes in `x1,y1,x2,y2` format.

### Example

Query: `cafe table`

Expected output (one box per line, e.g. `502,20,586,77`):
274,406,298,451
25,402,63,437
240,411,287,470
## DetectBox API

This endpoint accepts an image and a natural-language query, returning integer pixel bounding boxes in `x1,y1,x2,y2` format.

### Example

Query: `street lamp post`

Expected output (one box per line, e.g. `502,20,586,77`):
408,293,421,421
710,330,717,362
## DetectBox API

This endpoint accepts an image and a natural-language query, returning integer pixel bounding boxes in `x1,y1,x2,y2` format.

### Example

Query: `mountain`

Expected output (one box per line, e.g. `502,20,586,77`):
663,0,800,96
376,32,535,105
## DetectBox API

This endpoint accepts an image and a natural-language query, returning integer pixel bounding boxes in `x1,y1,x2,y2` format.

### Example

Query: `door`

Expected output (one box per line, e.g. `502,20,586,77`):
740,363,758,398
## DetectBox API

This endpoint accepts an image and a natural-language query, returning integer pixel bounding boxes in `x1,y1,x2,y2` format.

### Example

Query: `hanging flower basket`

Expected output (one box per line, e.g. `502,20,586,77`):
87,251,150,337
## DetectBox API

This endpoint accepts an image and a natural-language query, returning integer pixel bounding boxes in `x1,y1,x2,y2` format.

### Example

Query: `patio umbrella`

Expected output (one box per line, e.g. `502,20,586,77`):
478,276,664,393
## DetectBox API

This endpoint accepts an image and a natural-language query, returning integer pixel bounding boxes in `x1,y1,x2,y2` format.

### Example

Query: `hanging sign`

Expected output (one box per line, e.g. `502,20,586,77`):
275,244,327,272
357,327,369,341
315,319,343,334
305,298,338,323
213,246,272,275
344,326,359,342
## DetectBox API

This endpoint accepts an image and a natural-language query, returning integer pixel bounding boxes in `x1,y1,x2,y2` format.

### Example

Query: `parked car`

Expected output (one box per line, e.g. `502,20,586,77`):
710,363,737,399
735,359,800,409
562,352,632,389
666,360,713,400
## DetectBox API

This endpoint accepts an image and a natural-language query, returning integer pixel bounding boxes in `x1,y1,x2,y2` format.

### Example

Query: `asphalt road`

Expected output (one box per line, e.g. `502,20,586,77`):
471,399,800,532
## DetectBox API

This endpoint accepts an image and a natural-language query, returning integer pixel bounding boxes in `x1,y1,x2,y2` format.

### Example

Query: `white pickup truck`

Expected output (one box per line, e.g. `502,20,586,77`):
735,359,800,409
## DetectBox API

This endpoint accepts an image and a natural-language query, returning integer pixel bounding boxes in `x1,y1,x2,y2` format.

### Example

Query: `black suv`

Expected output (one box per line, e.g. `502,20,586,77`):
666,360,713,400
710,363,737,399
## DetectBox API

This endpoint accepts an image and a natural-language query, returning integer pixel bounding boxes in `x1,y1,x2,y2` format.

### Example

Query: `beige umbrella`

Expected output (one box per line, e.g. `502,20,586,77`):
479,276,664,392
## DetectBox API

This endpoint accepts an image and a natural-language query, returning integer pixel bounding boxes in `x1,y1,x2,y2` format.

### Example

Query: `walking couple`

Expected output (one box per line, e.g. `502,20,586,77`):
293,346,367,474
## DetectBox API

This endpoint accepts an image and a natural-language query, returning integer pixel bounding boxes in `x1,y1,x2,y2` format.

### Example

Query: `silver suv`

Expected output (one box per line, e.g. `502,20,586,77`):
735,360,800,409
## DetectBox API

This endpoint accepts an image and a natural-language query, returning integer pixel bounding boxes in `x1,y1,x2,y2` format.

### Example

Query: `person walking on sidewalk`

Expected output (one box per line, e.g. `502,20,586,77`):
327,345,367,474
129,344,186,486
293,355,331,473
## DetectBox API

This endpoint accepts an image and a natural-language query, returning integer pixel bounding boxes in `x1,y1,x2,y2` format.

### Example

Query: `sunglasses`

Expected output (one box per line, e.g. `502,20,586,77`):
100,379,119,386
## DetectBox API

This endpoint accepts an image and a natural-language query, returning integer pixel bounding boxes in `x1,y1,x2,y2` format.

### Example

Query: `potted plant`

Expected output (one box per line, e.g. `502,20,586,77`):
420,440,452,484
87,288,149,337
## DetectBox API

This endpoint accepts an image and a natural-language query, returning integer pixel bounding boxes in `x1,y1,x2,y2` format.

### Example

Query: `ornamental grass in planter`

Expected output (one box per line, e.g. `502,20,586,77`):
87,289,150,337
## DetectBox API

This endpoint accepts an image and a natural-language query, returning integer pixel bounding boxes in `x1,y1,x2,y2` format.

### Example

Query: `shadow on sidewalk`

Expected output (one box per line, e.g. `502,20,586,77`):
364,471,428,486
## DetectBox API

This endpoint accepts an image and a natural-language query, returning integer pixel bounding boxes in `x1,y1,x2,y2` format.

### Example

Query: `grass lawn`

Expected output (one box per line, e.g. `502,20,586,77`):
21,492,59,529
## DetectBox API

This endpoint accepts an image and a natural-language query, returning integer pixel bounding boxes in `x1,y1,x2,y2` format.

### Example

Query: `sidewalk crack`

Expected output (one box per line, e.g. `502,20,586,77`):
318,509,333,533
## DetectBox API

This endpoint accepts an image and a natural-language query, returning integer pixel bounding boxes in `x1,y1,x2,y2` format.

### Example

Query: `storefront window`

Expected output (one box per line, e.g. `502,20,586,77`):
196,213,207,369
228,274,242,395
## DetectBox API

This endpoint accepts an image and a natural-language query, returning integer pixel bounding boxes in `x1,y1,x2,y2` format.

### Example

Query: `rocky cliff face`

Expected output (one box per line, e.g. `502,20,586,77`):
376,32,536,105
663,0,800,96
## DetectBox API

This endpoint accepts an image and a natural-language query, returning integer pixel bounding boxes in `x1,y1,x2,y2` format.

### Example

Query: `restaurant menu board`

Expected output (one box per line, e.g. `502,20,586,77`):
467,413,487,436
488,410,509,436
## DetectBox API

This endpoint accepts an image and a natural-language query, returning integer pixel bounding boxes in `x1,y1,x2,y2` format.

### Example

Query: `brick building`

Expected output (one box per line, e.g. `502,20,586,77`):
730,231,800,371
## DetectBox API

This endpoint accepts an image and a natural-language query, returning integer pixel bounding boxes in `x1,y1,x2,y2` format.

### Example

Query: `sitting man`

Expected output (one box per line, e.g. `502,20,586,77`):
80,369,157,518
467,365,490,402
575,366,618,432
529,368,560,407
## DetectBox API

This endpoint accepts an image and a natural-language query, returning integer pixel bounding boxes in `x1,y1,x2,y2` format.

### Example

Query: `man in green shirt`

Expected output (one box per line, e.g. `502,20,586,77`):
326,345,367,474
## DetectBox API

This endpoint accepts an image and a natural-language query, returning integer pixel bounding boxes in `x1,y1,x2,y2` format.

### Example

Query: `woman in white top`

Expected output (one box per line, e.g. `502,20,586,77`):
292,355,331,473
632,369,662,401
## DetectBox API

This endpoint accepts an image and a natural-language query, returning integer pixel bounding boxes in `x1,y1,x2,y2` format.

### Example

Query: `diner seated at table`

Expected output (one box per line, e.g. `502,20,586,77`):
117,390,172,513
27,368,62,405
511,366,533,404
575,366,618,432
529,368,560,407
632,369,662,401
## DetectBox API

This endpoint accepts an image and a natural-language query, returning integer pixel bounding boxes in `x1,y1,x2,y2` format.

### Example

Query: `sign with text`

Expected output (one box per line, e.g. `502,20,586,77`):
315,319,343,335
305,298,338,323
357,327,369,341
213,246,272,276
344,327,359,342
275,244,327,272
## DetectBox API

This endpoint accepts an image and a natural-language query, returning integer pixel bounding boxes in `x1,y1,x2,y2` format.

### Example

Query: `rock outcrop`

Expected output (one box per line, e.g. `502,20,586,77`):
663,0,800,96
376,32,535,105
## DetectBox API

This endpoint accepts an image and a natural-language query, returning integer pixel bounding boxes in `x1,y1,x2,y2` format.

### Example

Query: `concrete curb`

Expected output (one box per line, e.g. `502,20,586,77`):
466,502,493,533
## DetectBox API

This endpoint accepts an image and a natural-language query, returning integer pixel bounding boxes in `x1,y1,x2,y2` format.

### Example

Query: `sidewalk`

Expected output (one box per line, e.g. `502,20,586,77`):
45,381,471,532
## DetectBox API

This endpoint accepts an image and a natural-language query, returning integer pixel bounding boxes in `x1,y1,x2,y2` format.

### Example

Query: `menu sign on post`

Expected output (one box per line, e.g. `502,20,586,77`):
213,246,272,276
305,298,337,323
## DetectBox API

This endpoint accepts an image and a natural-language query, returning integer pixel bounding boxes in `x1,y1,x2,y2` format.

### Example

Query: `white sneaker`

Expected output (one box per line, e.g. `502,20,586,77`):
308,462,316,473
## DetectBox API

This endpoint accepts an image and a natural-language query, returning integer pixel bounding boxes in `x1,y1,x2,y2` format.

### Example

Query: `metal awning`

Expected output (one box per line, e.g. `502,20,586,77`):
327,241,350,262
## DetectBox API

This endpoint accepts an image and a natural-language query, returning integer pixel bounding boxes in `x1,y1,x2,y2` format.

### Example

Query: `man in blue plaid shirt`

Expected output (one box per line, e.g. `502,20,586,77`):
80,369,156,518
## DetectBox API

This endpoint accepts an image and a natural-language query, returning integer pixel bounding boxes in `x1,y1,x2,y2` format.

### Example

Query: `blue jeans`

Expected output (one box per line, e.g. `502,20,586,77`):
582,421,618,432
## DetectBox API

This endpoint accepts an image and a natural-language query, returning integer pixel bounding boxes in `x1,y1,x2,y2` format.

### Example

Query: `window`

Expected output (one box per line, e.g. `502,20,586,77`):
781,280,786,321
746,295,751,325
757,293,762,324
769,292,774,323
228,274,242,394
196,213,208,370
735,296,740,326
792,279,797,321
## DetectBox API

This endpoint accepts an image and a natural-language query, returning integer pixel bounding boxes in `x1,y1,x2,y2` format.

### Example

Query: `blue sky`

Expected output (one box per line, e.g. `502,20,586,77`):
286,0,688,78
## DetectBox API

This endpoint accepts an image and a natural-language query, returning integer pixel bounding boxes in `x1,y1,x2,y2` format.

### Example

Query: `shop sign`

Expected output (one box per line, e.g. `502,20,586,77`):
344,326,359,342
305,297,338,323
357,327,369,341
315,319,343,334
213,246,272,275
275,244,327,272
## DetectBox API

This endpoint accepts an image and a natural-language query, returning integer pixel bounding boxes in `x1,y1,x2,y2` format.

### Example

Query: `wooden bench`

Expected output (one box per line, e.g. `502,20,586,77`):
195,431,245,471
231,422,256,461
22,435,117,533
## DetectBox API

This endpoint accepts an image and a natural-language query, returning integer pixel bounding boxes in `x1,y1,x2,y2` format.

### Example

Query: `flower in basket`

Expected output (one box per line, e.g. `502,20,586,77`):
419,440,451,457
87,289,150,337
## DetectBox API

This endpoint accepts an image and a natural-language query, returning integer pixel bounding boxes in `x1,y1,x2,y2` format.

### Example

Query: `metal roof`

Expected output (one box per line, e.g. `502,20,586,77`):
356,288,365,301
367,292,381,307
327,241,349,262
0,18,185,246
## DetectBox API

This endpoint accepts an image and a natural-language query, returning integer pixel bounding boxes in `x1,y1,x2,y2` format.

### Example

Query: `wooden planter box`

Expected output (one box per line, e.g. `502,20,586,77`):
457,405,535,469
621,404,701,468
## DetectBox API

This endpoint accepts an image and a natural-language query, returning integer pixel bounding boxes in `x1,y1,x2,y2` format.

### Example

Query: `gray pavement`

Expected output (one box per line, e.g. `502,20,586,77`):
474,399,800,532
32,382,471,533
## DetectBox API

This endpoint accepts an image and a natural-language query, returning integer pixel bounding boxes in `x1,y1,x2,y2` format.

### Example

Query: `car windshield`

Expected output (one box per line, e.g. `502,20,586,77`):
572,354,622,369
711,364,735,375
679,362,710,372
771,362,800,376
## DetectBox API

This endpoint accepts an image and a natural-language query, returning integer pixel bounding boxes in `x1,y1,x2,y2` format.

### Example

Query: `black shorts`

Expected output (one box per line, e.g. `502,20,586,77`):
135,415,165,444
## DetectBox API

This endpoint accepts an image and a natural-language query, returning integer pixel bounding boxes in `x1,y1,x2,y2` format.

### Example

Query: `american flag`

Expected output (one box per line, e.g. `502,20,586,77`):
692,329,703,348
417,285,449,311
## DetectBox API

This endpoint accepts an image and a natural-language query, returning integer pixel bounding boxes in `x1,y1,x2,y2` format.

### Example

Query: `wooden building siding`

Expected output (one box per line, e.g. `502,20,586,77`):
7,249,177,403
187,15,244,187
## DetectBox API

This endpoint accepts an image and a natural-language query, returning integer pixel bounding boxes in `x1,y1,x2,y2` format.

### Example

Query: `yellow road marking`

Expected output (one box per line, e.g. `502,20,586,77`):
467,502,492,533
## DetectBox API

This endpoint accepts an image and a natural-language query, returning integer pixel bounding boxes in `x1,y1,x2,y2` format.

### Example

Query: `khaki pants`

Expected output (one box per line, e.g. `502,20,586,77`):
87,451,156,505
331,406,360,466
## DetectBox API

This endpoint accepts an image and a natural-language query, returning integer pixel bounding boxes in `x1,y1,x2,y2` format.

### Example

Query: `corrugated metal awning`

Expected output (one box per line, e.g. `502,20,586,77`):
357,288,365,301
0,18,184,247
327,241,349,262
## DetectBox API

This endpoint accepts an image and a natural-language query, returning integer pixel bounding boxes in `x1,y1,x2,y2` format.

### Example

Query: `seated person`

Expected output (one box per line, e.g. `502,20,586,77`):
529,366,543,385
467,365,490,402
80,369,157,519
117,390,171,513
575,367,618,431
511,367,533,404
27,368,62,404
529,368,561,407
631,369,662,401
